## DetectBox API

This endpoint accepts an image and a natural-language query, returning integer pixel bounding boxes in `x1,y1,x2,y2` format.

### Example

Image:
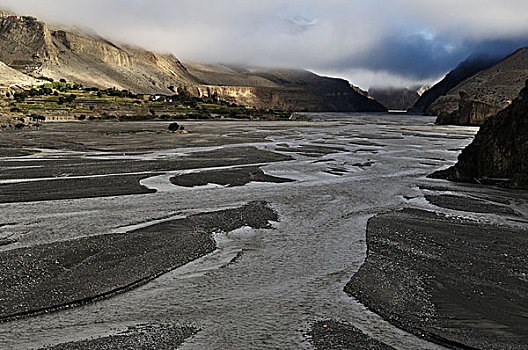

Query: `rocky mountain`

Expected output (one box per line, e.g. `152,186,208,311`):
181,64,386,112
431,80,528,189
429,48,528,125
368,87,421,111
0,12,386,112
408,54,500,115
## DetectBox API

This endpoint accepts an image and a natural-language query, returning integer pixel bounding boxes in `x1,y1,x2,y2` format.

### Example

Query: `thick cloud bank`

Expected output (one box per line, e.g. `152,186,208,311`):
1,0,528,88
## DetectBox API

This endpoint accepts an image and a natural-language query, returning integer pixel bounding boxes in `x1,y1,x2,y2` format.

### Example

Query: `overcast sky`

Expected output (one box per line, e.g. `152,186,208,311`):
1,0,528,89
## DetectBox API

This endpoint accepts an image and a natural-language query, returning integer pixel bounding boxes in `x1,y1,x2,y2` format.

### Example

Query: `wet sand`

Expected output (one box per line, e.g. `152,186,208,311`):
0,144,291,203
170,166,294,187
41,324,198,350
0,202,277,321
0,147,292,181
2,116,525,349
0,121,269,155
311,321,395,350
0,174,156,203
345,208,528,349
425,194,519,216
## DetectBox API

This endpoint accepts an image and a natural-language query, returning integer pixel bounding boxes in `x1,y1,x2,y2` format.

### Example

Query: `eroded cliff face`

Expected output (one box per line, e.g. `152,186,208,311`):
0,16,58,65
53,30,133,67
435,92,504,125
42,30,201,94
429,48,528,125
178,85,325,111
0,14,199,93
431,81,528,189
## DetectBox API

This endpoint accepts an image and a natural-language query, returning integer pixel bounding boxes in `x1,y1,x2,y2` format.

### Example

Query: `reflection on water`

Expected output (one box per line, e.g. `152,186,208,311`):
0,113,494,349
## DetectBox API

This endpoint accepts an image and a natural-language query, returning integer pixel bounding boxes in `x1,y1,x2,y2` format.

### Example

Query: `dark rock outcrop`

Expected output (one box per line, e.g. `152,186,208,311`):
431,81,528,189
409,55,501,114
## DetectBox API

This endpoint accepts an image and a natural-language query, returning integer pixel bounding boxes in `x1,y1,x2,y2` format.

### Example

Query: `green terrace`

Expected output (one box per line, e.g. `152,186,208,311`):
2,80,296,122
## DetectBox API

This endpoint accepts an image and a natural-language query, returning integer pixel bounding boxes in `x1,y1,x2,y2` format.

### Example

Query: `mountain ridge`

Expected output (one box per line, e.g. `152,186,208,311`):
429,47,528,125
409,54,501,115
0,11,386,112
368,87,422,111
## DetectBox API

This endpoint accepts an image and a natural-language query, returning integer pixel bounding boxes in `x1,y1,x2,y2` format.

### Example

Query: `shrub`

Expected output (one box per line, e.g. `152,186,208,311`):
168,122,180,131
14,91,28,102
38,76,54,82
186,112,211,119
65,94,77,103
40,87,53,95
28,88,42,97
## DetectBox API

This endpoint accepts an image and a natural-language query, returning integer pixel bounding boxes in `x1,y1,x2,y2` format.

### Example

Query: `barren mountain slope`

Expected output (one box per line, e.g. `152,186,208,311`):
368,87,420,111
429,48,528,125
0,15,201,93
0,13,386,112
409,55,500,114
184,63,387,112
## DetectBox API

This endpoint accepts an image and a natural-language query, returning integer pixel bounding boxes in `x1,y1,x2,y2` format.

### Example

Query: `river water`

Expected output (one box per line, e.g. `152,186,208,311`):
0,113,482,349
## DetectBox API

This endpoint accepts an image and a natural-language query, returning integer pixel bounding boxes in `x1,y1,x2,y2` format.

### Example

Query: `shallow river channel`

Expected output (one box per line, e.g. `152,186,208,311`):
0,113,491,349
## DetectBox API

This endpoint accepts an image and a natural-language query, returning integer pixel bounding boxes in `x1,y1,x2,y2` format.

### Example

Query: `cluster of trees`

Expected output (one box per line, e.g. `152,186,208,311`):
37,76,54,83
7,77,293,121
57,94,77,105
13,91,29,102
13,89,76,104
170,92,203,108
44,81,83,93
99,88,135,98
29,87,53,96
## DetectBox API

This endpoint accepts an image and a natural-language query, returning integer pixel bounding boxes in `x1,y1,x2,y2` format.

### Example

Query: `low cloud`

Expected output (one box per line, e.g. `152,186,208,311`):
1,0,527,88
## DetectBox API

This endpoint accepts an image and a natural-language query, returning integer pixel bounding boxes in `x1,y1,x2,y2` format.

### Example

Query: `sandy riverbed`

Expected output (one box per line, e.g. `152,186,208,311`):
0,116,525,349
